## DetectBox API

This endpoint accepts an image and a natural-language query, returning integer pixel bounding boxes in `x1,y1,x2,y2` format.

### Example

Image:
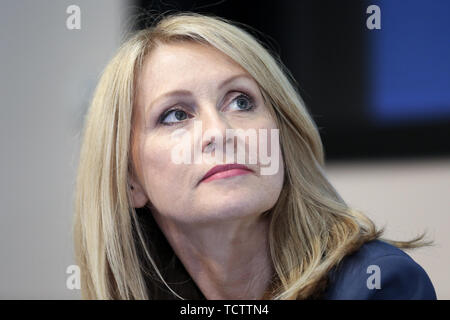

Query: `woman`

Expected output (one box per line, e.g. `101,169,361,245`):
74,12,436,300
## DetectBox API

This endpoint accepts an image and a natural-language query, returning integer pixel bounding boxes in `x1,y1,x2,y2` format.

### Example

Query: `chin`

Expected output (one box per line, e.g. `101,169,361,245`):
196,193,271,221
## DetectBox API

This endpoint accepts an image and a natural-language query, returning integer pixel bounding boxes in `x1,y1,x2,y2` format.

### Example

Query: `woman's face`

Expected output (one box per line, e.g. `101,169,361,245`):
130,41,284,224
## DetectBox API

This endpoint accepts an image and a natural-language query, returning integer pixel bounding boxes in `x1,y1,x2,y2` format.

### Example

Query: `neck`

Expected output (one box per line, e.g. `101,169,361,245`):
153,212,274,300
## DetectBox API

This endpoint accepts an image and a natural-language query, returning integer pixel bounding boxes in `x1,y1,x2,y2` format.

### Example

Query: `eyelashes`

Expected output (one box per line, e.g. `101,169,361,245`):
158,93,256,126
232,93,255,112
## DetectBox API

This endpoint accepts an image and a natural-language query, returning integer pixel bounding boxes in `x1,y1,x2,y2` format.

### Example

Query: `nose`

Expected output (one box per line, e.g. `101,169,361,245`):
198,104,233,154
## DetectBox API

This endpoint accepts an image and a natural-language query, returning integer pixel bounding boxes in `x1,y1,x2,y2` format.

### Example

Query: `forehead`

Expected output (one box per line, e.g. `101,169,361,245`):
136,41,250,99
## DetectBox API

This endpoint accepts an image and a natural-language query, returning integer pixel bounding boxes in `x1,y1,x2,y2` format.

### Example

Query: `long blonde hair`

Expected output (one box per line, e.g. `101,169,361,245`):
74,12,431,300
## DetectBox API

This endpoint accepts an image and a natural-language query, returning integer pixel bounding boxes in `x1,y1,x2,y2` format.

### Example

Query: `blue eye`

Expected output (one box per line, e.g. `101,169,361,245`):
229,94,255,111
159,109,189,125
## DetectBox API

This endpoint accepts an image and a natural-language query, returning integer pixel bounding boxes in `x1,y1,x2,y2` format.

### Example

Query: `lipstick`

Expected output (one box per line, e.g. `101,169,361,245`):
200,164,253,183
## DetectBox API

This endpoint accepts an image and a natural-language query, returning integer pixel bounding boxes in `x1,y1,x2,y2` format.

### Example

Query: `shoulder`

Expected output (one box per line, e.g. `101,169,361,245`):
322,240,437,300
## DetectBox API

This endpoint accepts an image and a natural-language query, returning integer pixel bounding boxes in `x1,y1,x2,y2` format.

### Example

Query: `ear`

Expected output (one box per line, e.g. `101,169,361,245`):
128,174,149,208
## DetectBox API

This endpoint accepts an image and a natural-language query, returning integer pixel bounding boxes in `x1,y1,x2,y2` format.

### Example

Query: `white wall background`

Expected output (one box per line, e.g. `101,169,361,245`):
0,0,448,300
0,0,129,299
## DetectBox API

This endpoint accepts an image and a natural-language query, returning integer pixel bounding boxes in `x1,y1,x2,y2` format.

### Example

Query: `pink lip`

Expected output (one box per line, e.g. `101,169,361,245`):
200,164,253,184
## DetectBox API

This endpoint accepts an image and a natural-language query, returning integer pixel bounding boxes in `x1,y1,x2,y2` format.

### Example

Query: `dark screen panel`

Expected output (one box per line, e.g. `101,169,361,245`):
133,0,450,161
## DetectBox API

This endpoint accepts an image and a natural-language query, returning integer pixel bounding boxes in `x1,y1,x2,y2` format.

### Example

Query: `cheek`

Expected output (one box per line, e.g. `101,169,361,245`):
256,151,284,214
258,116,284,191
247,116,281,166
140,137,184,203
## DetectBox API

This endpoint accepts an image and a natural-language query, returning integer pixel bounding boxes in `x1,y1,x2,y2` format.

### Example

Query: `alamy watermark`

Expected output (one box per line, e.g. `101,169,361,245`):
66,264,81,290
366,264,381,290
66,5,81,30
366,5,381,30
170,120,280,176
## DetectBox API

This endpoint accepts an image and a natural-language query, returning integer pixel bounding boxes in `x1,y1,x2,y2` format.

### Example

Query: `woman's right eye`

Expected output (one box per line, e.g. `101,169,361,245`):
159,109,190,125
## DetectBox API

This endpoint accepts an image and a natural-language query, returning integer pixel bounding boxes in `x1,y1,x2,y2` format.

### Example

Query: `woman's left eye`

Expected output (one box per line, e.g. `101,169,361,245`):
228,94,255,111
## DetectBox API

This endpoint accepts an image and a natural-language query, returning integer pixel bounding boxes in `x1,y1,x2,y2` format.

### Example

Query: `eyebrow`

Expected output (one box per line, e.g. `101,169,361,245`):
146,73,254,112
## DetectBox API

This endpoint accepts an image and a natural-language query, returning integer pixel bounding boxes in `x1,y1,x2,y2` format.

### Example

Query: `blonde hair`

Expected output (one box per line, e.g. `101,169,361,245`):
74,12,431,300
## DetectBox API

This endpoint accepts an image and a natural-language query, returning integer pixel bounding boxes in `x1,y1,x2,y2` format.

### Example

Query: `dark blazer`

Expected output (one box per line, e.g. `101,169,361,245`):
322,239,437,299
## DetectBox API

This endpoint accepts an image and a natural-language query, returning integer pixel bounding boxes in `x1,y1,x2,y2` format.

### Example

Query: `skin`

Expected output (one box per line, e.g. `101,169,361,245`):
129,41,284,299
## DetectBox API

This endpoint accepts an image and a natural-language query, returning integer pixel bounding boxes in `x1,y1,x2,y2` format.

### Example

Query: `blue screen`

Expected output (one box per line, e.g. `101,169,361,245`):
369,0,450,126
